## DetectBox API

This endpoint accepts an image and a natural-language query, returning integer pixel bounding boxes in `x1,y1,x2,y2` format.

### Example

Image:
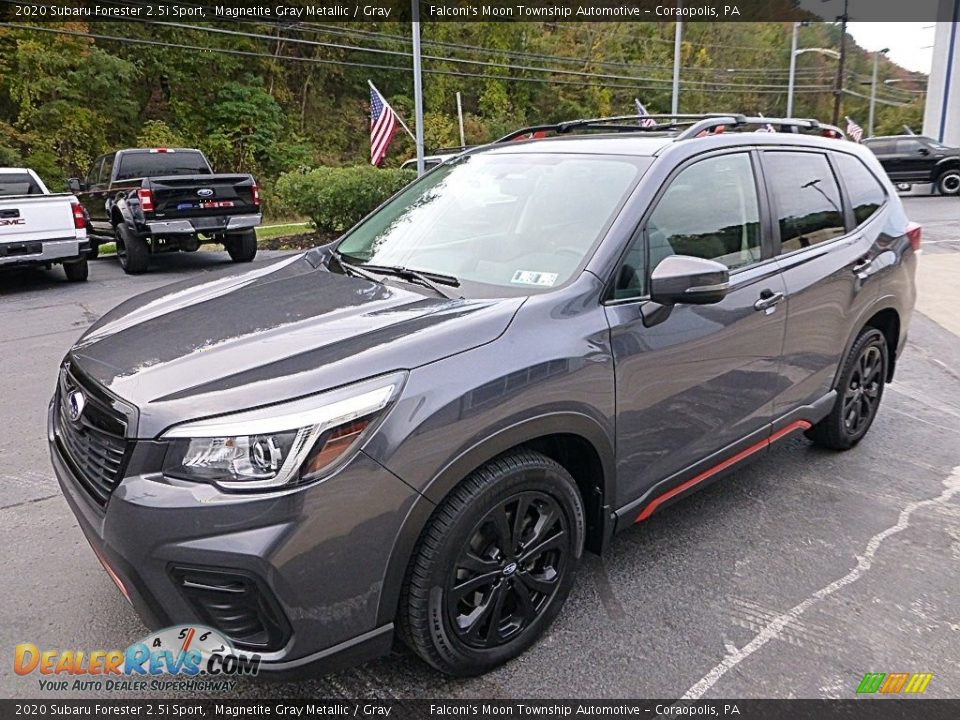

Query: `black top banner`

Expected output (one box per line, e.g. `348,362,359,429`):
1,0,958,22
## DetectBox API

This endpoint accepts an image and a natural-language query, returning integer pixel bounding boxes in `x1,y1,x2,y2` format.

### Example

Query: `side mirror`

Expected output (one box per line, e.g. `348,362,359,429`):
918,147,930,156
649,255,730,306
67,178,83,193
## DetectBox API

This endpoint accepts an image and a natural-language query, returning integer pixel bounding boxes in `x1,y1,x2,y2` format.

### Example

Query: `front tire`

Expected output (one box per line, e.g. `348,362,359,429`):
115,225,149,274
63,259,88,282
936,168,960,196
807,327,888,450
399,450,584,676
226,229,257,262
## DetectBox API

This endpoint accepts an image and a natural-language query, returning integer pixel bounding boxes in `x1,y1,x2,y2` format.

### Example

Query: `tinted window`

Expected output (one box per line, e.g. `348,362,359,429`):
895,139,924,154
101,154,115,184
86,157,104,187
644,153,761,274
865,139,893,155
115,151,212,181
834,153,886,225
765,152,845,252
0,173,43,196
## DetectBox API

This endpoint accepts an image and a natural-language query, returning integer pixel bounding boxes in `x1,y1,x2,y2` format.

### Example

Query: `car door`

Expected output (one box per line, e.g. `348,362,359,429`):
604,150,788,507
892,138,931,182
763,149,882,414
78,156,103,224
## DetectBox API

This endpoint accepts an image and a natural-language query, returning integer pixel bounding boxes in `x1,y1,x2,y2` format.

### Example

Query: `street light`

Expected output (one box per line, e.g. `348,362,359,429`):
868,47,890,138
786,37,841,118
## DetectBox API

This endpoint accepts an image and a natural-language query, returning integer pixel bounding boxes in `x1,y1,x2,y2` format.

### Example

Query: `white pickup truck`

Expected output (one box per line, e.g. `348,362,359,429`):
0,168,90,281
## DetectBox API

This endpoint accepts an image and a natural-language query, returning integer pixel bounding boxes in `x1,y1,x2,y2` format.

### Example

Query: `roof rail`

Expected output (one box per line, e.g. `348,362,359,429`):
496,113,846,143
675,115,846,140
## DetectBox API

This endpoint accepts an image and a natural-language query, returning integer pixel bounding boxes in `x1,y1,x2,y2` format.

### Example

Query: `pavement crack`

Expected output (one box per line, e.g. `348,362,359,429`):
0,493,60,510
680,464,960,701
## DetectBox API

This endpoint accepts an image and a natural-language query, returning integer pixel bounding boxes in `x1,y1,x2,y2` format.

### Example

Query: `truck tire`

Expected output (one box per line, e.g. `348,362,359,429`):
935,168,960,196
63,259,88,282
226,230,258,263
116,224,150,274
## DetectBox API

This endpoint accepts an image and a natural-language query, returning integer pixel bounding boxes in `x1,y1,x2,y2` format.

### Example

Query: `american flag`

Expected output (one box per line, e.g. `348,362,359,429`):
845,116,864,143
635,99,657,128
369,84,398,166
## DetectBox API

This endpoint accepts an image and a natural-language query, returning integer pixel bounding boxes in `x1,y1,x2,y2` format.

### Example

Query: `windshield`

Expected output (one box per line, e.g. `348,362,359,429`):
115,151,212,181
336,152,648,295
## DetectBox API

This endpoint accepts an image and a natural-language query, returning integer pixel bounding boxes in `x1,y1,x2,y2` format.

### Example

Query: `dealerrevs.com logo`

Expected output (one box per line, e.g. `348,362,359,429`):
14,626,260,693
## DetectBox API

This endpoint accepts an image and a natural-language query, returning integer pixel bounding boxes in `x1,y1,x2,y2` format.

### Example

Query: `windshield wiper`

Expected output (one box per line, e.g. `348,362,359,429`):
359,264,463,300
336,257,383,283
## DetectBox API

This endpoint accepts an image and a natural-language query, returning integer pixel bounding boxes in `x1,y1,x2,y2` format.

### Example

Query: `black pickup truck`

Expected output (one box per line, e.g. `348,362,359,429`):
863,135,960,196
69,148,261,274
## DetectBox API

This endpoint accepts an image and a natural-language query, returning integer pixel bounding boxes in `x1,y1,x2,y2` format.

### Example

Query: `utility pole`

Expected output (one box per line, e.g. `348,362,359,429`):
868,47,889,138
671,19,682,117
456,92,465,148
831,0,849,126
787,22,799,117
411,0,425,176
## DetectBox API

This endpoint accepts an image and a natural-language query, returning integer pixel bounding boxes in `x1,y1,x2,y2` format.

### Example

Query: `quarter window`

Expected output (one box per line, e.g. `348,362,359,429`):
764,152,845,253
834,153,886,225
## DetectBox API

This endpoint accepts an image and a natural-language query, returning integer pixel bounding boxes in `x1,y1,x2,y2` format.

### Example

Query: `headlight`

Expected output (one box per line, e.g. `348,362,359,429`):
160,373,405,491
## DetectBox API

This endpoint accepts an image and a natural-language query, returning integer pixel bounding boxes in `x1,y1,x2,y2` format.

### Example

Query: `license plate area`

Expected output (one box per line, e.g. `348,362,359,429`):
0,241,42,257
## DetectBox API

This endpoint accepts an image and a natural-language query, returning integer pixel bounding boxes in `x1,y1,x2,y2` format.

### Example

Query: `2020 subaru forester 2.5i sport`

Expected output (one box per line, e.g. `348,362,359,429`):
50,115,919,677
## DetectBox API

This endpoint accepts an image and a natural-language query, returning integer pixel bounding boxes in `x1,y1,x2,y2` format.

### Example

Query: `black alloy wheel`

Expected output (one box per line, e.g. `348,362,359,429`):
399,450,584,676
807,327,888,450
841,344,883,435
448,491,567,649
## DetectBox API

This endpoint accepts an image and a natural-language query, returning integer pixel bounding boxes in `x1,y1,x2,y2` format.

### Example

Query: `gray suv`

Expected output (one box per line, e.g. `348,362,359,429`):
49,114,919,677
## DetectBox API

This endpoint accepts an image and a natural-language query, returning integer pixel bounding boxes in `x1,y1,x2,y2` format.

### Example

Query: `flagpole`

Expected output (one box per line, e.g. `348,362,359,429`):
368,80,416,143
411,0,426,176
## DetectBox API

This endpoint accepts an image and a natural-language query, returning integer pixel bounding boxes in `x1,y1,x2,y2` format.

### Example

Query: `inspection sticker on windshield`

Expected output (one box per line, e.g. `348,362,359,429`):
511,270,558,287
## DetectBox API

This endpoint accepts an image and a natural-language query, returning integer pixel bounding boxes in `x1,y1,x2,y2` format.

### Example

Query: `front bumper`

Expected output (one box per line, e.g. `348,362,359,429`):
0,238,85,267
48,401,416,676
145,214,261,235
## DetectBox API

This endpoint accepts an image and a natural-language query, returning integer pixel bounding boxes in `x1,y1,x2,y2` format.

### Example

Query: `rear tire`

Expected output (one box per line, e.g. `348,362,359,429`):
63,259,88,282
398,450,584,676
116,225,149,275
226,229,257,263
806,327,888,450
936,168,960,196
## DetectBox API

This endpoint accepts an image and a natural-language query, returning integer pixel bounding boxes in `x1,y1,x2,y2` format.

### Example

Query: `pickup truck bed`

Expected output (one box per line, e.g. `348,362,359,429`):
0,169,90,281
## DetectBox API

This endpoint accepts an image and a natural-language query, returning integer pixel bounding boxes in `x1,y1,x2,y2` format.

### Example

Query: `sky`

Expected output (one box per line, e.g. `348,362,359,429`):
847,22,937,74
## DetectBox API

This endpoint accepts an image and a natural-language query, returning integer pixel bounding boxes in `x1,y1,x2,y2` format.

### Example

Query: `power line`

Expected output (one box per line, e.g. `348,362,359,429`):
1,23,836,96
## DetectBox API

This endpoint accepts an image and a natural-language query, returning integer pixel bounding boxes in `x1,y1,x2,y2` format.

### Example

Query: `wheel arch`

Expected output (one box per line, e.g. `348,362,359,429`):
837,303,901,386
375,412,615,627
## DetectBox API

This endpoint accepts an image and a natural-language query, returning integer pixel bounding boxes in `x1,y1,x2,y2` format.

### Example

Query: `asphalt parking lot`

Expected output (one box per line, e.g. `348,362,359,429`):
2,197,958,700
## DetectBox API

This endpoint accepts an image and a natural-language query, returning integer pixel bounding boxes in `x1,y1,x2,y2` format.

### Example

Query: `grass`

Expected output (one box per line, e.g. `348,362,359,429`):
256,222,312,241
93,223,312,256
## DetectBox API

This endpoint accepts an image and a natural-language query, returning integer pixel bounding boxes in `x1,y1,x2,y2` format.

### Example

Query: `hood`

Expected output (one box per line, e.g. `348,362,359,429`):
70,253,523,437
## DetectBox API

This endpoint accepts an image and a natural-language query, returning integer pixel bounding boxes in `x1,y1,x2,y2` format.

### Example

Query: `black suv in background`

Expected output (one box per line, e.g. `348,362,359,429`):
69,148,261,274
50,114,919,678
864,135,960,195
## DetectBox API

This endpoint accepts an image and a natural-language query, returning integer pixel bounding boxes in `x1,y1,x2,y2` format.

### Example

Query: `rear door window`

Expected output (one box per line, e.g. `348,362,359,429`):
763,151,846,253
834,153,886,225
895,139,924,154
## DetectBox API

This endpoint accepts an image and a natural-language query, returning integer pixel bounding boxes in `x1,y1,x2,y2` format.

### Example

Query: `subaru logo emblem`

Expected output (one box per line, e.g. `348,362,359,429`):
502,561,518,577
67,390,86,422
196,188,214,197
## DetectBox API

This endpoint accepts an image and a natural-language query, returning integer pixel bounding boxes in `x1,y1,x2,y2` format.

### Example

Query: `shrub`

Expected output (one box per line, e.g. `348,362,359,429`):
275,165,416,234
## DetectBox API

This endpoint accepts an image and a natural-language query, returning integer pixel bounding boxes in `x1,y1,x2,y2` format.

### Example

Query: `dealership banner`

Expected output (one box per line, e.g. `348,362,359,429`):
1,0,957,23
4,700,960,718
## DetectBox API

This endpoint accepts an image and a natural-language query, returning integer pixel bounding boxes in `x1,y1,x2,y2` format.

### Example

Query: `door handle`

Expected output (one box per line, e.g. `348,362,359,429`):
754,289,785,312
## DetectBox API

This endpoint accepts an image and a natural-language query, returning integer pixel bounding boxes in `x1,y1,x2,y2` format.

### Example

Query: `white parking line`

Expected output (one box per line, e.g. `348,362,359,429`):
680,464,960,700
